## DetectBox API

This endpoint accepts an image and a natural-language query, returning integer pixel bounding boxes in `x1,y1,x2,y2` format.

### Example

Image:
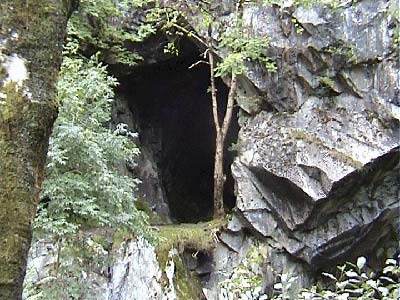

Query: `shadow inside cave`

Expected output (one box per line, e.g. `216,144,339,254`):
116,39,238,223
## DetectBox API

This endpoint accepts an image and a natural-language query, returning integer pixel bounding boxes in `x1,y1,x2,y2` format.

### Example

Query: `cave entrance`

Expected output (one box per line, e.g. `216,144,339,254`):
116,40,238,223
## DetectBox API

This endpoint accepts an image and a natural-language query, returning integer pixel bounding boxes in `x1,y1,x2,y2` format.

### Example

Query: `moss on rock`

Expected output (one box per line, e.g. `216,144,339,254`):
156,220,225,260
0,1,71,298
155,220,226,300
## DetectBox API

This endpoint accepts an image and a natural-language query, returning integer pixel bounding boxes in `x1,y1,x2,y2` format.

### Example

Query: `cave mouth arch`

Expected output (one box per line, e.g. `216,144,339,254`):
115,39,238,223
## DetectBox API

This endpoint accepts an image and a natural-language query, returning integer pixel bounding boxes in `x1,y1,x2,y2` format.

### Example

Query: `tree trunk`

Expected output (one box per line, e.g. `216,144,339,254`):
213,130,225,219
212,74,238,219
0,1,73,299
207,28,239,219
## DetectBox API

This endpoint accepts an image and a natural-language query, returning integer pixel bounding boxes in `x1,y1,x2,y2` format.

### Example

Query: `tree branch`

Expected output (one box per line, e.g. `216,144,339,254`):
188,60,208,69
221,73,238,140
170,23,208,48
207,35,220,131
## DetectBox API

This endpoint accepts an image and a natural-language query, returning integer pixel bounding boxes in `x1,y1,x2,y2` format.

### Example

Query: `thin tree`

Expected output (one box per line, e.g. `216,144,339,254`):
207,27,239,219
154,0,275,218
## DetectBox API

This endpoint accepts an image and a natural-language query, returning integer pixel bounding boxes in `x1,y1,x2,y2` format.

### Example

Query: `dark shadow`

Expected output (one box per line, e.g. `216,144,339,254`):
116,39,238,223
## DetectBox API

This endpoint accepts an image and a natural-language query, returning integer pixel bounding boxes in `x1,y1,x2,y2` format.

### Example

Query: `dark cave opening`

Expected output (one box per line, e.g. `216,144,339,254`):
116,41,239,223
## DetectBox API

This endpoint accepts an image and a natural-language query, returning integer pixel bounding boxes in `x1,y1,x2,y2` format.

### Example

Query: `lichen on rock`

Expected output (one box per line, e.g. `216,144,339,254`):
213,0,399,294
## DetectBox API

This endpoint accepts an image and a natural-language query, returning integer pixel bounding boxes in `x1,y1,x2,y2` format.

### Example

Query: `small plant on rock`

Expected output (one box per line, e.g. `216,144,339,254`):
297,256,400,300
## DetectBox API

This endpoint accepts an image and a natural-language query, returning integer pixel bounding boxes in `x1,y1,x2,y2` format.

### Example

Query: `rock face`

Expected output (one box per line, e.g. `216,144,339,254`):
108,238,163,300
108,0,400,297
206,0,399,297
112,95,172,222
23,238,178,300
24,0,400,299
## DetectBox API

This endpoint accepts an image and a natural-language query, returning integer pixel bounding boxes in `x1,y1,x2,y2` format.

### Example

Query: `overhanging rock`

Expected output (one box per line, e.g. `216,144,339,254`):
229,0,399,272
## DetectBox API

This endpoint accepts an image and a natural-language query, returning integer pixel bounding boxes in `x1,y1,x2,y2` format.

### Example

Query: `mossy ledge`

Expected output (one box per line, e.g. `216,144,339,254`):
111,219,226,299
155,220,226,300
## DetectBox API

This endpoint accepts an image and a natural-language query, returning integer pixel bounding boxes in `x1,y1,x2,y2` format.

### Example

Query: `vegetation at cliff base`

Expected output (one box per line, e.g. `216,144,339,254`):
34,40,150,239
24,40,152,298
220,252,400,300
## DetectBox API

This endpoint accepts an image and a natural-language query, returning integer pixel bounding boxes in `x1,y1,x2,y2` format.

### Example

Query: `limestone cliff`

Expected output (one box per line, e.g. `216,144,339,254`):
207,0,399,297
24,1,399,299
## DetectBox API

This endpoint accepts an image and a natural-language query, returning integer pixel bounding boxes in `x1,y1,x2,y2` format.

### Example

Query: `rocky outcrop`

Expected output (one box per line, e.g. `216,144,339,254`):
110,0,399,297
24,0,399,299
108,238,164,300
23,238,183,300
207,0,399,297
112,95,172,222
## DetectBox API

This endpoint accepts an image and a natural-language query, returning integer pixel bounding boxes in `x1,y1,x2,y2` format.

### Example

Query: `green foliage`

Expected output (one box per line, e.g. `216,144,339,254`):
144,1,276,78
67,0,154,65
34,40,150,239
164,41,180,56
215,17,277,76
218,243,266,300
218,254,400,300
319,76,336,89
322,41,357,63
291,17,304,34
297,257,400,300
26,38,154,298
156,220,225,261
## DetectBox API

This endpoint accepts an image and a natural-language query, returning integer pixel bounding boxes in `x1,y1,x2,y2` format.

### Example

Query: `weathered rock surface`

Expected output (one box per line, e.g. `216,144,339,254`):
108,238,164,300
109,0,399,297
206,0,399,296
112,95,172,222
23,238,177,300
25,0,400,299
